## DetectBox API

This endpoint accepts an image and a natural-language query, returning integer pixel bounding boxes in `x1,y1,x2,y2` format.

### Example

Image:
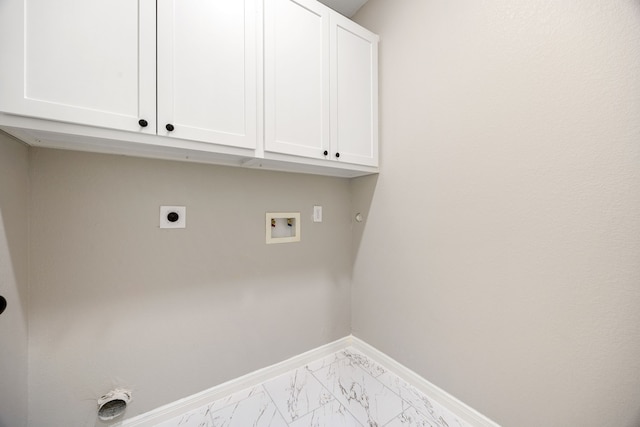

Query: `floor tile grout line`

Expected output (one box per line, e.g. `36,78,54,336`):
342,350,410,426
201,385,264,422
297,350,412,427
202,351,349,426
284,366,340,424
308,352,366,427
305,351,349,374
264,361,348,425
351,346,464,426
263,358,361,427
204,401,216,426
357,366,406,427
345,347,441,427
308,360,363,426
263,366,328,425
260,383,291,426
320,350,378,426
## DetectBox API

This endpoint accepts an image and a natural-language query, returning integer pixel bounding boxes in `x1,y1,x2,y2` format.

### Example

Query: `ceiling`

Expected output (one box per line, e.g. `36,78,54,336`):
317,0,369,17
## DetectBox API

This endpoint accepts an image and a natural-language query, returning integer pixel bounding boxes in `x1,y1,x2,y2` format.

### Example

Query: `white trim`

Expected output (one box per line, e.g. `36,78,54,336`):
114,336,352,427
351,337,501,427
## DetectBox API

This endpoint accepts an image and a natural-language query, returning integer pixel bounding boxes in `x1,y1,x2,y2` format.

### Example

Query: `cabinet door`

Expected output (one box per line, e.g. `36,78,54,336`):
0,0,156,134
264,0,330,159
330,14,379,167
157,0,257,149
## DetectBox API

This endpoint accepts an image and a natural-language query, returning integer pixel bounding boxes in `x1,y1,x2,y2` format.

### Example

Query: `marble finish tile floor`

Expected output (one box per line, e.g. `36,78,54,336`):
155,348,470,427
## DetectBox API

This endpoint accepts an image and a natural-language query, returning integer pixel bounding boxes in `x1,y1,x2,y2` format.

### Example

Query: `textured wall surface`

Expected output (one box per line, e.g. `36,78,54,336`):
0,132,29,427
352,1,640,426
28,148,352,426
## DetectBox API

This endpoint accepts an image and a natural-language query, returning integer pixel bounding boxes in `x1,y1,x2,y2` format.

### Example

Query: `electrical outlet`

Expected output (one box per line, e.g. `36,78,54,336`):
160,206,186,229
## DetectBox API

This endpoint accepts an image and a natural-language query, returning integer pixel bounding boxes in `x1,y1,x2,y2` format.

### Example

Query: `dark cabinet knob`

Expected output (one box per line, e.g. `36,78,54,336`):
138,119,148,127
323,150,328,156
335,152,340,158
166,124,175,132
0,295,6,316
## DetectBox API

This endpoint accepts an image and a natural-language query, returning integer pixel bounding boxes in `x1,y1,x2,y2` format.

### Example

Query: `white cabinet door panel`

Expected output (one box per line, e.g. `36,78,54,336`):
265,0,330,159
157,0,257,149
0,0,156,133
331,14,379,167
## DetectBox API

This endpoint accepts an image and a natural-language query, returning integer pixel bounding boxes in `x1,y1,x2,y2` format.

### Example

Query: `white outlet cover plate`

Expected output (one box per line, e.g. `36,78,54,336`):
160,206,186,229
313,205,322,222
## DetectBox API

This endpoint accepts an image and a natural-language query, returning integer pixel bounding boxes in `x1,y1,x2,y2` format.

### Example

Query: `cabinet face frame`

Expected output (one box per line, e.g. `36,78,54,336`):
263,0,331,160
330,13,379,167
156,0,258,150
0,0,157,134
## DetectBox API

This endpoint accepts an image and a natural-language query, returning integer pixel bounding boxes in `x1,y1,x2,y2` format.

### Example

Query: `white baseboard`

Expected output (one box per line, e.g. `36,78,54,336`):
114,336,353,427
116,335,499,427
351,337,500,427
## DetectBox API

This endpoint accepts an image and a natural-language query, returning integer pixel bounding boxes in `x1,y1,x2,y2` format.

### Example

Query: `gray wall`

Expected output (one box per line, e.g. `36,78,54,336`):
0,132,29,427
28,148,352,425
352,1,640,426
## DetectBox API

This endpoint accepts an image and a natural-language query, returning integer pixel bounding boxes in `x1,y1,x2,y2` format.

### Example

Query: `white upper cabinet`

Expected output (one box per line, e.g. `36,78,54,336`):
331,13,379,167
0,0,257,149
264,0,379,167
157,0,257,149
264,0,330,159
0,0,156,134
0,0,378,176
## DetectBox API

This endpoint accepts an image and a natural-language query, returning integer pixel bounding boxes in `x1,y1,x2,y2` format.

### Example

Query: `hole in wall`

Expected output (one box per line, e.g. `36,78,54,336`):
0,296,6,315
98,399,127,421
97,389,131,421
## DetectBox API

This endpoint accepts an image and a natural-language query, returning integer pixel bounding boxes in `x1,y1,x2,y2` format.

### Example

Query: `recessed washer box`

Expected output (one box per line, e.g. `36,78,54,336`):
266,212,300,244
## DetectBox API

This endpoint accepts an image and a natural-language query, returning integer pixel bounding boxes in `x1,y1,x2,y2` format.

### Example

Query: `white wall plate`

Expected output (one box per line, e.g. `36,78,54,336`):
160,206,186,229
